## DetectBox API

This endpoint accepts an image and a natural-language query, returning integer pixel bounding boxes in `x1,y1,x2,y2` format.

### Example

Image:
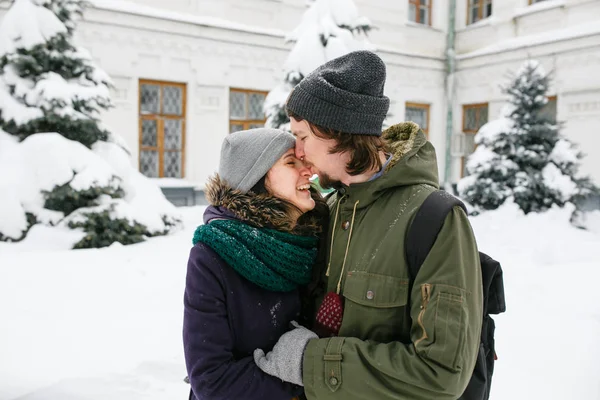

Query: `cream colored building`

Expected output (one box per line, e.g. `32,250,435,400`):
2,0,598,203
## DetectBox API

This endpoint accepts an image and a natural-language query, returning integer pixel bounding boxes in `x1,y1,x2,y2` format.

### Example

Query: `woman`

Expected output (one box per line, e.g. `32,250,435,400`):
183,128,327,400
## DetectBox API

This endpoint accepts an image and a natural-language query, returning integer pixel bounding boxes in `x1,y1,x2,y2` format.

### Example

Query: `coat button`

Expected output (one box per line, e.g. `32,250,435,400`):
342,221,350,230
329,377,338,385
366,290,374,300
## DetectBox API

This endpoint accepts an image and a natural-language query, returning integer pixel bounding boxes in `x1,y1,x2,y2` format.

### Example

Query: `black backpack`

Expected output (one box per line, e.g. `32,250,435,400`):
406,190,506,400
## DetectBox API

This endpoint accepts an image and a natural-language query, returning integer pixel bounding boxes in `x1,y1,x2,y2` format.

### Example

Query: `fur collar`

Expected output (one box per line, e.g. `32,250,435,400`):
205,174,325,236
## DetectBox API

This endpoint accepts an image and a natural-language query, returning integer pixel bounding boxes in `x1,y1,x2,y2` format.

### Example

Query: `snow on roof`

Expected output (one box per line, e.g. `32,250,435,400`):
458,22,600,60
87,0,285,38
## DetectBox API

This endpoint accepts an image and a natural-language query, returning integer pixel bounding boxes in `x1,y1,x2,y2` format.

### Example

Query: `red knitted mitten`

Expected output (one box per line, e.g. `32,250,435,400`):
314,292,344,337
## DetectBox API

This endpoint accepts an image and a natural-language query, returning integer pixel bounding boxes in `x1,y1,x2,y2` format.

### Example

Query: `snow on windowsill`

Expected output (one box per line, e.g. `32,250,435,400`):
455,16,494,34
87,0,285,38
404,20,443,33
149,178,202,189
458,21,600,59
513,0,566,19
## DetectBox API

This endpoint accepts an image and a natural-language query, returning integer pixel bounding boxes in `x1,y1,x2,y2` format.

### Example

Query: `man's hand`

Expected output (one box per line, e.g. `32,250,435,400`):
253,321,318,386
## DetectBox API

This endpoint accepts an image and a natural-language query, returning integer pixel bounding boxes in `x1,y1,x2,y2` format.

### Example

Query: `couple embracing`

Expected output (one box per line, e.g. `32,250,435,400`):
183,51,484,400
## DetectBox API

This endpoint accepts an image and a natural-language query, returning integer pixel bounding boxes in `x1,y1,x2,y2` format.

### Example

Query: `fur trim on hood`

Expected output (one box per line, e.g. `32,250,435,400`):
382,121,422,172
205,174,326,236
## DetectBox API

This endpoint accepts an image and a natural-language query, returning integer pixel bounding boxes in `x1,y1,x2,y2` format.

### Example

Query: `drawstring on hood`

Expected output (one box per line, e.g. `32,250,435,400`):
335,200,359,295
325,196,342,277
314,198,359,338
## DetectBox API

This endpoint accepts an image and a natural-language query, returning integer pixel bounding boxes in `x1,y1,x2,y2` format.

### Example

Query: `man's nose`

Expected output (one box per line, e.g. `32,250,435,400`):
294,141,304,159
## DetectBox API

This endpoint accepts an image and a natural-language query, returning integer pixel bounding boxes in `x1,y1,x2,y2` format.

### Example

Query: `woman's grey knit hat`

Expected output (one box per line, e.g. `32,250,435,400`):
286,50,390,136
218,128,295,193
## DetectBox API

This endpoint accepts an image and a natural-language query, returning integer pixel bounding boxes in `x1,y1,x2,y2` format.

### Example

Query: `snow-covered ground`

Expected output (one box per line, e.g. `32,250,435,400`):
0,206,203,400
1,202,599,400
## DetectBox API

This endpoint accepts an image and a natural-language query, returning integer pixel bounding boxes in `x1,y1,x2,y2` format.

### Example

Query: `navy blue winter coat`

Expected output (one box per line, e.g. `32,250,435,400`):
183,201,310,400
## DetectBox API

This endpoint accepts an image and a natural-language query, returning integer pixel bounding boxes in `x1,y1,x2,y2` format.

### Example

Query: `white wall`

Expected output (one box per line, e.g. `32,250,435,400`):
357,0,448,58
456,0,600,54
125,0,306,30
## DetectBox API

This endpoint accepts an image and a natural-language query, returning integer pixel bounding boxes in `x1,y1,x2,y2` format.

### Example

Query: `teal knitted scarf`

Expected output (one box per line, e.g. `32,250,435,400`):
193,219,318,292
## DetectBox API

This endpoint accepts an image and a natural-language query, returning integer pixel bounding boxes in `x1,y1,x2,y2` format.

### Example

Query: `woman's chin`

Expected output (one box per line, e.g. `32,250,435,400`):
296,197,315,214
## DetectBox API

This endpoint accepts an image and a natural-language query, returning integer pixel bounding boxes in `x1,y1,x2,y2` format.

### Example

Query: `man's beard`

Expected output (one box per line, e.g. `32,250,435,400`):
317,171,342,190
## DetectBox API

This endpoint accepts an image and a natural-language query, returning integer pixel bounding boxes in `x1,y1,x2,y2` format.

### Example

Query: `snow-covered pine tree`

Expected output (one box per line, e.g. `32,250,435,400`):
0,0,111,147
264,0,372,130
0,0,180,248
458,60,598,215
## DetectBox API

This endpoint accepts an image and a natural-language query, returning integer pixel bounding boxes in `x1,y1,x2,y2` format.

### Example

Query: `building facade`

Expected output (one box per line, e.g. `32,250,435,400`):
453,0,600,184
2,0,598,200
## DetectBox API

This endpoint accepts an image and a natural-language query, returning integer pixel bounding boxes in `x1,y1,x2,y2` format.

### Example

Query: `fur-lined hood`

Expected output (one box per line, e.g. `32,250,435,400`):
204,174,327,236
383,121,428,172
379,121,440,189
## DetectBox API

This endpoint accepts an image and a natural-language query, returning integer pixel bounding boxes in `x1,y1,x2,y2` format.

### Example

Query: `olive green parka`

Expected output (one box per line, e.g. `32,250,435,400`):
302,122,483,400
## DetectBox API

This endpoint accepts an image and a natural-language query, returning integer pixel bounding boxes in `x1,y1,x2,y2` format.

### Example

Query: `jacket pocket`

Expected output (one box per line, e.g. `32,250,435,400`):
417,285,469,372
341,271,409,341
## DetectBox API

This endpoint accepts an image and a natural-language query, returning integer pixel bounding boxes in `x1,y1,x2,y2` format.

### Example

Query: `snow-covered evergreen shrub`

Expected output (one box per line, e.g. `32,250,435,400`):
43,179,124,216
458,60,598,215
68,209,152,249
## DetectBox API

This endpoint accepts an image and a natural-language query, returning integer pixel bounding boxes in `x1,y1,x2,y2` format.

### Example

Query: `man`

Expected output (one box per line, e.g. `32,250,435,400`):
254,50,483,400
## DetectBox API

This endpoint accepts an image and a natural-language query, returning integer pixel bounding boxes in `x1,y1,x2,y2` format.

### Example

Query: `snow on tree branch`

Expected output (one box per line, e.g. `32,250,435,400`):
458,59,598,219
265,0,373,130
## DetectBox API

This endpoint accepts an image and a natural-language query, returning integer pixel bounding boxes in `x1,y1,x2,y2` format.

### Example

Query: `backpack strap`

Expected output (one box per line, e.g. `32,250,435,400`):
406,190,467,279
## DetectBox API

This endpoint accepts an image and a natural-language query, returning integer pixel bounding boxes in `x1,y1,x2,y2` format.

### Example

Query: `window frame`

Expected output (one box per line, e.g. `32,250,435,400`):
138,79,187,178
405,102,431,138
539,95,557,123
467,0,492,25
408,0,433,26
461,102,489,177
229,88,268,133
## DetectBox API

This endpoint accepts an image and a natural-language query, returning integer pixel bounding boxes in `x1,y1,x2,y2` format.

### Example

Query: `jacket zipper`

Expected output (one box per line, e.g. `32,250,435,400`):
414,283,432,347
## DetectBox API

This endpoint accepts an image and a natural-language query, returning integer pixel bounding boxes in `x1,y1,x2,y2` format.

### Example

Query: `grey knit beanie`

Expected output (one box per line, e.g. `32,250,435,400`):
286,50,390,136
218,128,296,192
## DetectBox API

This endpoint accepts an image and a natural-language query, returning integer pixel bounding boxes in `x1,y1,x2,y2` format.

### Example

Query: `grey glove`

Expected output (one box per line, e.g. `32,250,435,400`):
253,321,318,386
